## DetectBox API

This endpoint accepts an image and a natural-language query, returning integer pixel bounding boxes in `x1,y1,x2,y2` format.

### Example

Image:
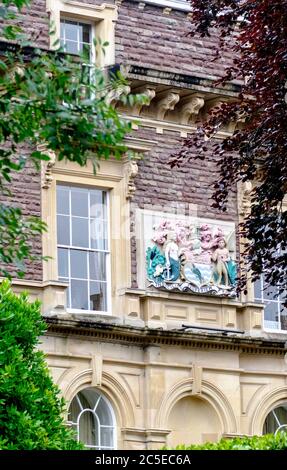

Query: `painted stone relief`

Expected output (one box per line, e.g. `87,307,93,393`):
146,220,237,297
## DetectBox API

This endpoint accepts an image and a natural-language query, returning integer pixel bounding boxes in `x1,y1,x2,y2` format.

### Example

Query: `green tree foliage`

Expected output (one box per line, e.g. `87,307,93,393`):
168,433,287,450
172,1,287,303
0,0,144,277
0,280,83,449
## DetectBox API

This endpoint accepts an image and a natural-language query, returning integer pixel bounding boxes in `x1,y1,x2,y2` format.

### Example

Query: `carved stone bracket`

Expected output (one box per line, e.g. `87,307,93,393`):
125,159,139,199
91,346,103,387
155,90,180,120
179,94,205,125
191,365,202,396
38,144,57,189
106,84,131,106
131,85,156,116
202,97,225,118
238,181,253,218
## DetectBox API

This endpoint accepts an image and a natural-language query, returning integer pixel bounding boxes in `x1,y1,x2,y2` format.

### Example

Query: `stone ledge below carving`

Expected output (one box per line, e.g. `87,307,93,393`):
148,280,236,298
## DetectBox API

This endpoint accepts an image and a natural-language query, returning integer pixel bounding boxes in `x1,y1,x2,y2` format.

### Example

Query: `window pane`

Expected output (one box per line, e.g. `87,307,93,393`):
80,389,100,410
72,217,89,248
57,186,70,215
57,215,70,245
280,310,287,331
63,20,79,42
279,289,287,302
97,400,113,426
63,40,79,55
264,282,278,300
58,248,69,278
71,279,88,310
71,188,89,217
265,302,279,321
79,411,98,447
90,191,106,218
70,249,87,279
264,302,279,330
81,43,91,61
254,278,262,301
82,23,91,44
90,219,108,250
100,427,113,447
90,282,107,311
89,252,106,281
68,395,82,424
60,21,64,40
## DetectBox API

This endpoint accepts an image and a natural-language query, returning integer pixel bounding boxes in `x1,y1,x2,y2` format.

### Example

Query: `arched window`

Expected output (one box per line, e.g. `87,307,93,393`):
263,404,287,435
68,388,116,449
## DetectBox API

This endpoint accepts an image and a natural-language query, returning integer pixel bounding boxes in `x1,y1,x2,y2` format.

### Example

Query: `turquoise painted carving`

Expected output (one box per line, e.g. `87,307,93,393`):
146,220,237,297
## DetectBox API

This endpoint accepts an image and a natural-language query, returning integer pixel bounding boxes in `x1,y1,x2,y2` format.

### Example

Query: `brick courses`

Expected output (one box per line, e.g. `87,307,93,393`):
116,1,234,80
0,154,43,281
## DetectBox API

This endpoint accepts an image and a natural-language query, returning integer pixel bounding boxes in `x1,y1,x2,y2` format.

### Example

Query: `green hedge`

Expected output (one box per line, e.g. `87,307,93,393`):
170,433,287,450
0,281,83,450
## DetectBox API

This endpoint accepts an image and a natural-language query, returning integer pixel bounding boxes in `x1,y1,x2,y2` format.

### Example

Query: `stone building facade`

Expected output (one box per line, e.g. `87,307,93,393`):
5,0,287,449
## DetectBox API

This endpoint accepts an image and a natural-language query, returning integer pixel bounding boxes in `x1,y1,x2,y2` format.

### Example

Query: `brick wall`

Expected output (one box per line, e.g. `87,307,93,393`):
116,1,234,80
0,154,43,281
19,0,49,48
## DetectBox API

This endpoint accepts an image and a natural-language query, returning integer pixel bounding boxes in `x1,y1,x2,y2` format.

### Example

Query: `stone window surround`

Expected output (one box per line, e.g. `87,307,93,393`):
39,134,154,317
46,0,117,67
41,158,132,317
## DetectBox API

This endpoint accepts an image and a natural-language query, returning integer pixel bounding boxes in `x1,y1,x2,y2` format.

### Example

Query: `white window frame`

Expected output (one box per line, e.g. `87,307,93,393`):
46,0,117,67
57,185,112,315
60,16,96,85
263,404,287,436
254,276,287,333
60,17,96,64
68,389,117,450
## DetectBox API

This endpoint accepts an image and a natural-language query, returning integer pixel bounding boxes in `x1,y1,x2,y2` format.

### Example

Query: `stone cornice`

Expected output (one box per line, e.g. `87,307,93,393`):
112,65,241,131
44,315,287,355
58,0,117,13
120,64,241,96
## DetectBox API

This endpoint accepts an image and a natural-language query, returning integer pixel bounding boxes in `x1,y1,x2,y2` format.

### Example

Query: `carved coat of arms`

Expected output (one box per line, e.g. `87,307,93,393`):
146,220,237,297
